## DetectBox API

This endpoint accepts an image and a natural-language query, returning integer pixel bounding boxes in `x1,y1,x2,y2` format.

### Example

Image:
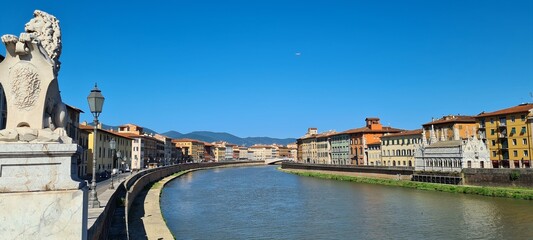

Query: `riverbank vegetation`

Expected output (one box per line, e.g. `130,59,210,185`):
281,169,533,200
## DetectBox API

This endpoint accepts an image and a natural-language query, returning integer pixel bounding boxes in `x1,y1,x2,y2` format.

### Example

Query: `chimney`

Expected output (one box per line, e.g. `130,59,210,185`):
365,117,382,130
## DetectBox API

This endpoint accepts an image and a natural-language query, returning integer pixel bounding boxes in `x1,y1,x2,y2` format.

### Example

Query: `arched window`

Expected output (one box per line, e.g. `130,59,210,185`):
407,150,412,155
396,150,400,156
402,150,406,156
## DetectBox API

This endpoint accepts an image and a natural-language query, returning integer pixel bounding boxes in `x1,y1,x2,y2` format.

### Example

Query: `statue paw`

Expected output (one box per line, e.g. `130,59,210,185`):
1,34,18,44
19,33,32,42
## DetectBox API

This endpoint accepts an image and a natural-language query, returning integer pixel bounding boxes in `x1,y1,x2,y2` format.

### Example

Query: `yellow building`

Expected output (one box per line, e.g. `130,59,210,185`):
380,129,423,167
297,128,318,163
366,142,381,166
173,138,205,162
80,124,133,175
476,103,533,168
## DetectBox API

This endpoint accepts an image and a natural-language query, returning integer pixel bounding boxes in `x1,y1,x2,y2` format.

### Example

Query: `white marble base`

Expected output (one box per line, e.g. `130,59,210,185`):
0,188,87,239
0,142,87,239
0,143,83,192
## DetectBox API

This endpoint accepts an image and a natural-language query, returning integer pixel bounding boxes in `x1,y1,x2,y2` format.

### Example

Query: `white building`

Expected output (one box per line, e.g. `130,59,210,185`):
415,126,491,172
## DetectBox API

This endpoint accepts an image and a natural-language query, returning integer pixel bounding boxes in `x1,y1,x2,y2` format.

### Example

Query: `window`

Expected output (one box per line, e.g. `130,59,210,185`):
521,115,526,121
512,139,517,145
490,118,494,124
492,151,497,157
510,127,516,135
513,150,518,157
524,139,528,145
525,150,529,157
491,129,495,135
511,116,515,122
492,140,496,146
520,127,526,135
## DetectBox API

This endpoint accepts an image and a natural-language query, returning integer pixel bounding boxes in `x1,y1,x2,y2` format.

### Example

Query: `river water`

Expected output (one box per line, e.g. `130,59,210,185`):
161,166,533,240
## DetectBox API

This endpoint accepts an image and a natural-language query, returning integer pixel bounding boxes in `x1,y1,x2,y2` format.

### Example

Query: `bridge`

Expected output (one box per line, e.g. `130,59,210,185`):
265,158,294,165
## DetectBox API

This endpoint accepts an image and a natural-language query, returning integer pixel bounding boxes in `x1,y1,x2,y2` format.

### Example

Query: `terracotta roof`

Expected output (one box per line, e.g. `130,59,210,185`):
172,138,202,143
476,103,533,118
422,115,476,126
250,145,274,149
382,129,423,138
119,123,142,128
65,104,84,113
342,126,403,134
79,125,134,140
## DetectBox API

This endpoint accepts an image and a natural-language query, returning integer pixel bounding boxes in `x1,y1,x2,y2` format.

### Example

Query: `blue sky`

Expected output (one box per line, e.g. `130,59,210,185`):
1,1,532,138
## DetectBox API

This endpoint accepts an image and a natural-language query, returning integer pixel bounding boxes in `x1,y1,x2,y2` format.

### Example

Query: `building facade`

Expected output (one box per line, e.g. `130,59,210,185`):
81,124,133,175
330,133,350,165
476,103,533,168
346,118,402,165
415,127,491,172
422,115,477,142
366,142,381,166
316,133,332,164
173,139,205,162
380,129,423,167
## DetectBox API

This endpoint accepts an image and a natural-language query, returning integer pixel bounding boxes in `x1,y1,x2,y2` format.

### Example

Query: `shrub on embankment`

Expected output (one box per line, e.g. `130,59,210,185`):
281,169,533,200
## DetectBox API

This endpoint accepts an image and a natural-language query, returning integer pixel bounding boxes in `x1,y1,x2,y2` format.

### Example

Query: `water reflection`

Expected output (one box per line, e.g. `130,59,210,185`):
161,166,533,240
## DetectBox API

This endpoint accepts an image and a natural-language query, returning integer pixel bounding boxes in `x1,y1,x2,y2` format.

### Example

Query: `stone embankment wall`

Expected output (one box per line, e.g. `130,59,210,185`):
88,162,260,240
281,163,414,176
463,168,533,188
124,162,260,238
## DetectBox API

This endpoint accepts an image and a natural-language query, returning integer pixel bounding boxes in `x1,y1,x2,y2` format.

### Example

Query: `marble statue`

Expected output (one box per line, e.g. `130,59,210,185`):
0,10,69,143
0,11,87,239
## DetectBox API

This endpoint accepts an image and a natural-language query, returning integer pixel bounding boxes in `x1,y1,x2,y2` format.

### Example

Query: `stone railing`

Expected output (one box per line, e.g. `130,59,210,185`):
87,180,127,240
86,161,262,239
124,161,260,239
282,162,415,175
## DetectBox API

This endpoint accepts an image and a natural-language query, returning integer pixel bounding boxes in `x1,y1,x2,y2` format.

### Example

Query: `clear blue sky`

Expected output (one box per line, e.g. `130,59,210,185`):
1,1,532,139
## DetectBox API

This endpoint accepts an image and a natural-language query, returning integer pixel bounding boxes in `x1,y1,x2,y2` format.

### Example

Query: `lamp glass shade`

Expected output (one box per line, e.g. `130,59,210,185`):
110,138,116,150
87,84,105,114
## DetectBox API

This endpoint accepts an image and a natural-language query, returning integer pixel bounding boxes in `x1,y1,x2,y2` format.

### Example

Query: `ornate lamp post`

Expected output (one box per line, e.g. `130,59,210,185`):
109,138,116,190
87,84,104,208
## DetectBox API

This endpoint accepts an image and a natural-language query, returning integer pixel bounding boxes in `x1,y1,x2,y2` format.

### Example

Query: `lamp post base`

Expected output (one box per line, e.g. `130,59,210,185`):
88,187,100,208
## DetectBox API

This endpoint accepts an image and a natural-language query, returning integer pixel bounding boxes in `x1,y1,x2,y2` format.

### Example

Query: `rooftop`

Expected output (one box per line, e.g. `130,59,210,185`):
382,129,423,138
422,115,476,126
476,103,533,118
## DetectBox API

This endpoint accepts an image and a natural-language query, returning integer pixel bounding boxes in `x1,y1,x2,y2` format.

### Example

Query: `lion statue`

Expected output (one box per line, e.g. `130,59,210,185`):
25,10,62,71
1,10,62,71
0,10,67,141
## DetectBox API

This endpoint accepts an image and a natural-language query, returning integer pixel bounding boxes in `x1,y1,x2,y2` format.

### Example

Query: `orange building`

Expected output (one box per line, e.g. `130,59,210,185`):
345,118,402,165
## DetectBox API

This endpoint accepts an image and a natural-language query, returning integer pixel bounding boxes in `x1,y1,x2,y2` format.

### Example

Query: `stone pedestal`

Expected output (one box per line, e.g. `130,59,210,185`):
0,143,87,239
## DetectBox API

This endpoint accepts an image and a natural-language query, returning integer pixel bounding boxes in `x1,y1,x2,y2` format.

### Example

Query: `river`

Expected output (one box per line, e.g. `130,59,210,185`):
161,165,533,240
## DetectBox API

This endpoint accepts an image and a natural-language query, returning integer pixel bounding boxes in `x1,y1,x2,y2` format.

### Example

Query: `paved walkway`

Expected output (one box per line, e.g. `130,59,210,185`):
129,174,178,240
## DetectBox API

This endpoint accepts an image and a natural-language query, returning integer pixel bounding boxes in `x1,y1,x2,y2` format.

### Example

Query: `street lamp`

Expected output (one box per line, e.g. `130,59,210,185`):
87,84,104,208
109,138,116,189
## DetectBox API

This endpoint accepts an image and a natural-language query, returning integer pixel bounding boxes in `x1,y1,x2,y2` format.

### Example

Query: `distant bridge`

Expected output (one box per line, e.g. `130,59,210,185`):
265,158,294,165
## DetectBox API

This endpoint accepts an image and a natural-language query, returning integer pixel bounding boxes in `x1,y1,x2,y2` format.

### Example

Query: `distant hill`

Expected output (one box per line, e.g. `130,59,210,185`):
162,131,296,146
90,124,296,146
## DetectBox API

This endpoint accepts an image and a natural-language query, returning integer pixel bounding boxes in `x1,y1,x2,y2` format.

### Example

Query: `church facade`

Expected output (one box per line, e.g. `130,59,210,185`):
415,126,491,172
